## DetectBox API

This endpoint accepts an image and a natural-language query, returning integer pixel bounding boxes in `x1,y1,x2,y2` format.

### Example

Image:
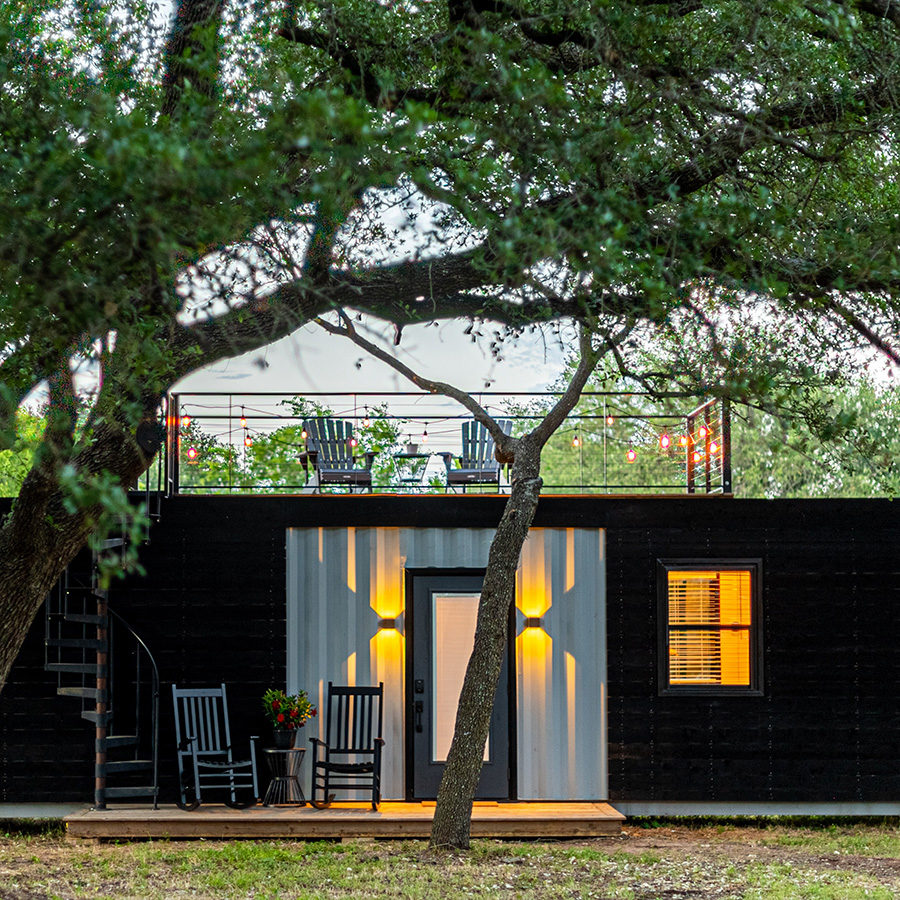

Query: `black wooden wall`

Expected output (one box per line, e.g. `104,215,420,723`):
1,494,898,804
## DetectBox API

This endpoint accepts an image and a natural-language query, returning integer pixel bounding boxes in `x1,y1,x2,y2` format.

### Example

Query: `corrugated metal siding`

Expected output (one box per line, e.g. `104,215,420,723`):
517,528,607,799
286,526,606,800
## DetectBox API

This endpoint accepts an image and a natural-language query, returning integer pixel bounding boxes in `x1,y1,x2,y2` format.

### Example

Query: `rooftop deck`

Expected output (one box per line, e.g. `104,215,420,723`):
66,802,625,841
154,391,731,496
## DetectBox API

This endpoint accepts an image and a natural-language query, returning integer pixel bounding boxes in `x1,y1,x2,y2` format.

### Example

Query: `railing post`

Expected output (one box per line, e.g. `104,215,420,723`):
686,413,695,493
166,393,180,496
722,399,732,494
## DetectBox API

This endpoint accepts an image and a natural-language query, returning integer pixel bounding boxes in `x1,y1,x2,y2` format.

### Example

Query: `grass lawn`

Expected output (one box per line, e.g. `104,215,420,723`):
2,818,900,900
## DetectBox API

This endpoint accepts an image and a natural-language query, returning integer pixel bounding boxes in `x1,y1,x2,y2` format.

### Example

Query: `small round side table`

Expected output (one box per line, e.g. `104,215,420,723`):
262,747,307,806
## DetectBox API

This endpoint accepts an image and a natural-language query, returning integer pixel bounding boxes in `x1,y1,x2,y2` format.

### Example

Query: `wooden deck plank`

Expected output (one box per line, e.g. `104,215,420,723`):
65,802,624,841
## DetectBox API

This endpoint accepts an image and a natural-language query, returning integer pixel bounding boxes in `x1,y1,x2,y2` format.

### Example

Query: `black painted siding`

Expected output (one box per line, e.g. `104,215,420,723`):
0,495,898,804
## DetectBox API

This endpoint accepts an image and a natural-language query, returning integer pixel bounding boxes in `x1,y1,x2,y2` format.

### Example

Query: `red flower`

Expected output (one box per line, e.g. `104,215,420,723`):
290,709,298,718
311,707,317,717
271,700,280,710
277,713,285,723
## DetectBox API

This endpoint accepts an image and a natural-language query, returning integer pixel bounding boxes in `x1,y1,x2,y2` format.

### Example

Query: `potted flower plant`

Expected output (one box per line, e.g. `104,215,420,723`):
262,688,317,749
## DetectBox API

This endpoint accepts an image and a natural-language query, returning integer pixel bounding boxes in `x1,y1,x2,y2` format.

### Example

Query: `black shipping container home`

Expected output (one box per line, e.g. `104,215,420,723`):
1,493,898,815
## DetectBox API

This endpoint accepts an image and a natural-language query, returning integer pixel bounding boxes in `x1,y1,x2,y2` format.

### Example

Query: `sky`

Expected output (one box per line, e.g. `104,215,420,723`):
174,317,572,397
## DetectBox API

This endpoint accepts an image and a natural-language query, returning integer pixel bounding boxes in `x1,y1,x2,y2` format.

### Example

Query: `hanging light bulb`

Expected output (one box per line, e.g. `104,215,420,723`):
240,407,247,429
422,429,429,444
244,434,252,447
187,446,198,461
606,415,615,426
626,445,637,463
709,440,720,455
693,450,703,463
660,430,671,451
679,434,690,448
301,427,308,439
181,414,191,428
348,436,358,448
698,424,708,439
362,407,370,428
572,432,581,448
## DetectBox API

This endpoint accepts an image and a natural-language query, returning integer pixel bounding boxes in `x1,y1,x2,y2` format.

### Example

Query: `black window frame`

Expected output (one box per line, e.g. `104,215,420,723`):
657,558,763,697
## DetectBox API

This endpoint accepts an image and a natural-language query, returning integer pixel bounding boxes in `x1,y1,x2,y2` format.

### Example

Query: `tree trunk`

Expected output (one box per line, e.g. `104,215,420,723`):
429,435,543,849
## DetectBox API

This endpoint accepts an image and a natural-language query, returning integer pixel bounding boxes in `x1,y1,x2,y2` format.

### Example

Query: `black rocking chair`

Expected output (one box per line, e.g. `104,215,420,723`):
439,419,513,491
302,418,375,492
309,682,384,810
172,684,259,810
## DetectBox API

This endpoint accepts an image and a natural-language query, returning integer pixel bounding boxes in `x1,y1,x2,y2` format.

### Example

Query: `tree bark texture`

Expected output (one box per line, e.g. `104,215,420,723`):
429,435,543,848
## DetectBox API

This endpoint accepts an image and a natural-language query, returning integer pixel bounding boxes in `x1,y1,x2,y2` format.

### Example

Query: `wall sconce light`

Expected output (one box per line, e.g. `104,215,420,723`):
524,616,543,629
378,617,397,630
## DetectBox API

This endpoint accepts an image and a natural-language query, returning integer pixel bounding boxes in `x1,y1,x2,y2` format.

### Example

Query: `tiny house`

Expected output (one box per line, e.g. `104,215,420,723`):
1,492,898,816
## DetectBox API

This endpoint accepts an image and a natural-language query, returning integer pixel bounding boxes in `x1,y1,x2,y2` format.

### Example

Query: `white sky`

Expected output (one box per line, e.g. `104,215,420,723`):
174,318,572,396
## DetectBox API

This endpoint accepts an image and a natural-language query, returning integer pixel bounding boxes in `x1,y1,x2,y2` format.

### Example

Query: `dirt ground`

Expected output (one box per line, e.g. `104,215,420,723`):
617,822,900,880
2,820,900,899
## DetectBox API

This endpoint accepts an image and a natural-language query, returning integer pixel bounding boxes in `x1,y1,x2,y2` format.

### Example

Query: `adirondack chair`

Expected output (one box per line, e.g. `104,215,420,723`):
309,682,384,810
439,419,513,491
301,418,375,491
171,684,259,810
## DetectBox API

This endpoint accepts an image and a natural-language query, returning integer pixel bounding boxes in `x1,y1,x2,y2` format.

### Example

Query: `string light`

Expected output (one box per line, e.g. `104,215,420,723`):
698,424,708,439
709,440,720,455
693,450,703,463
187,446,198,461
572,433,581,448
606,415,615,426
244,434,252,448
240,407,247,428
626,445,637,463
422,429,429,443
301,428,308,439
659,430,671,451
348,436,358,448
181,415,191,428
679,434,690,448
362,407,370,428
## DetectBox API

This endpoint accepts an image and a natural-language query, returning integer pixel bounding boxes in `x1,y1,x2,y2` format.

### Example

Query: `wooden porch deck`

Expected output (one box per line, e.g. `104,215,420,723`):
65,801,624,841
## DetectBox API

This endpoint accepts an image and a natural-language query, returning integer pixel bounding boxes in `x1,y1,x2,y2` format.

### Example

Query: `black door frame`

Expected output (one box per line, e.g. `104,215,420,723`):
404,567,517,801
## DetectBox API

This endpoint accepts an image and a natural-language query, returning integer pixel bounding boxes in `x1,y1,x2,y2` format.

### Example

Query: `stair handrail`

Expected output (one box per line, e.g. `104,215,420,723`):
108,607,160,807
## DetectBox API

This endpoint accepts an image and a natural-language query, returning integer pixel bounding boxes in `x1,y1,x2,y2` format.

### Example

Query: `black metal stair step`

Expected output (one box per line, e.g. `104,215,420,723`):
45,662,106,675
81,710,112,725
46,637,106,650
104,786,158,799
99,537,125,550
106,759,153,773
104,735,139,749
57,686,105,700
59,613,108,626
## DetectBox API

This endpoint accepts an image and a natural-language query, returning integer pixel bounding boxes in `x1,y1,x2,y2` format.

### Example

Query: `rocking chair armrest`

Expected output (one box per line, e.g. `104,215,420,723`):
308,736,328,749
373,737,385,747
437,452,454,471
362,451,376,470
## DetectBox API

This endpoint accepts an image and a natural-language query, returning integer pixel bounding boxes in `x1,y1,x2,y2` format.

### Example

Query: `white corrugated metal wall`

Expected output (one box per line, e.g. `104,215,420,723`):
286,527,606,800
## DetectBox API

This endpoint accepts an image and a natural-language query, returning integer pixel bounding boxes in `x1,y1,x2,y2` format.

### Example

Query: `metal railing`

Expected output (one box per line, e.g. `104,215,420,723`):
161,391,732,496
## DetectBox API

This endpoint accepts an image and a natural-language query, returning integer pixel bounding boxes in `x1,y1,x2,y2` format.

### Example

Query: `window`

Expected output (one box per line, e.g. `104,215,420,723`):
658,559,762,695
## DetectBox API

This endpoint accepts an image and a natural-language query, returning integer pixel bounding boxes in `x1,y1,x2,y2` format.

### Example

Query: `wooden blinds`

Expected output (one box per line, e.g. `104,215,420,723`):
667,569,752,686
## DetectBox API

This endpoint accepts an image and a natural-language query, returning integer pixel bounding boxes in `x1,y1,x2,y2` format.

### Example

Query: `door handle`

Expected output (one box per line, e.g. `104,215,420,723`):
414,700,423,732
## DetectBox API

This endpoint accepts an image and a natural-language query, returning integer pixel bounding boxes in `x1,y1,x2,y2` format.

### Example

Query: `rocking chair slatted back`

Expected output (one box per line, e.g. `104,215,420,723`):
325,683,383,753
173,687,232,757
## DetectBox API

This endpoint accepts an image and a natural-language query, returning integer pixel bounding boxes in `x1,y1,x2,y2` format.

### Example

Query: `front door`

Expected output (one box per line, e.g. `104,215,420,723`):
409,573,512,799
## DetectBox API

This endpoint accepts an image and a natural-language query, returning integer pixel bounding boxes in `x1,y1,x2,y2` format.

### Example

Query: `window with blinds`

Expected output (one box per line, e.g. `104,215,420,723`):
659,560,761,694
